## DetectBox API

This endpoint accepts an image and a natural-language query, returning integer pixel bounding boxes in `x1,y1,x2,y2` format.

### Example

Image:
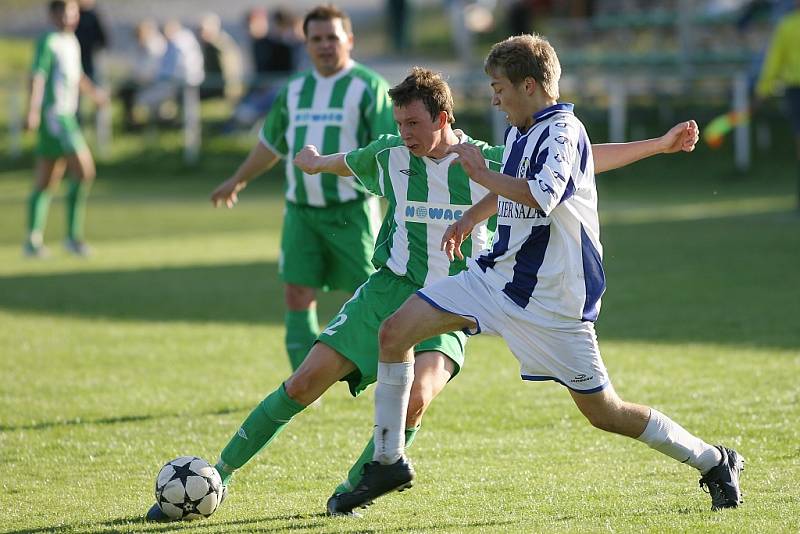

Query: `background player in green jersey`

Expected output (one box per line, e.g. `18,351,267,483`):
210,4,396,372
25,0,107,258
148,65,700,521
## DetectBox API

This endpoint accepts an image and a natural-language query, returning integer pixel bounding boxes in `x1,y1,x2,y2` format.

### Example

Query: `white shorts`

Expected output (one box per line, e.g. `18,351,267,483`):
417,269,610,393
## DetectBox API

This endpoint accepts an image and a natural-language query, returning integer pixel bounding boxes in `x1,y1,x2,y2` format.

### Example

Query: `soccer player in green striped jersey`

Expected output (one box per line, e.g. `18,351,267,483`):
147,65,701,521
24,0,107,258
210,5,396,372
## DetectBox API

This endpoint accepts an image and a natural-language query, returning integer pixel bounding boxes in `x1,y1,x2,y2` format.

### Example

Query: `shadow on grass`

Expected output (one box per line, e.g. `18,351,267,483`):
3,513,519,533
0,405,251,432
0,261,343,327
0,214,798,350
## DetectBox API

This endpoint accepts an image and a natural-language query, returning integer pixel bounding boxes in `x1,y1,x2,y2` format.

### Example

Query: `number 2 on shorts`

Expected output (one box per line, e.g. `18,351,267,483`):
322,313,348,336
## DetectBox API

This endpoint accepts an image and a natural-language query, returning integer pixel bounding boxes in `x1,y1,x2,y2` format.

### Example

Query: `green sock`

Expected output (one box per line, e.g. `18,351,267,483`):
27,189,52,243
66,180,90,241
217,384,305,484
285,309,319,371
335,426,419,494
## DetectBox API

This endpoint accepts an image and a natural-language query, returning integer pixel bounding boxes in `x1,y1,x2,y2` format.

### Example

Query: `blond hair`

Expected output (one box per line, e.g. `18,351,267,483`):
485,34,561,100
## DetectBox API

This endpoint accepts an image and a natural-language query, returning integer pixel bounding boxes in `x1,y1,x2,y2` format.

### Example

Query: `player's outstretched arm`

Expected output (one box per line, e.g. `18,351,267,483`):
293,145,350,176
211,142,279,208
593,120,699,173
441,192,498,261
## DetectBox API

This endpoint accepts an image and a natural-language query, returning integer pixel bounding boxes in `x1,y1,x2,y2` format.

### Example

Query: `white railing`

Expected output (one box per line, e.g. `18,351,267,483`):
2,70,756,170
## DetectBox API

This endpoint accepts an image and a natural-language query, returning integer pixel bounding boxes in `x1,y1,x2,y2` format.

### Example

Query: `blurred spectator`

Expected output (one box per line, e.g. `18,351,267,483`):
135,19,204,125
198,12,244,101
755,0,800,208
74,0,108,82
447,0,474,65
386,0,410,53
506,0,553,36
223,7,299,132
737,0,796,94
249,7,294,88
447,0,496,66
273,8,308,71
118,19,166,130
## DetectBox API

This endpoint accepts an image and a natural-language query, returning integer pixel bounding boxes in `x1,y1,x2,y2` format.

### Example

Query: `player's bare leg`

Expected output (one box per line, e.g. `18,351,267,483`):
375,296,474,463
405,351,456,428
333,296,474,512
327,351,454,515
283,341,357,405
570,385,743,510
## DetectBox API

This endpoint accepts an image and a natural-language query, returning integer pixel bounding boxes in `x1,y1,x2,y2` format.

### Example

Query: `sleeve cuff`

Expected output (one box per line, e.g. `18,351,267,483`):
257,131,285,158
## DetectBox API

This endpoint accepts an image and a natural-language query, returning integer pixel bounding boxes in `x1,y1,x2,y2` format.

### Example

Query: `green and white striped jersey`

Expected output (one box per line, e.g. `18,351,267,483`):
259,60,396,207
345,133,504,288
31,31,82,116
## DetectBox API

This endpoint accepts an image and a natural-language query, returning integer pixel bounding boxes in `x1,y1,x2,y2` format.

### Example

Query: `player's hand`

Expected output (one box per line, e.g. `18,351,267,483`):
660,120,699,154
93,88,110,107
210,177,247,208
441,214,475,261
446,143,488,182
293,145,321,174
25,109,40,131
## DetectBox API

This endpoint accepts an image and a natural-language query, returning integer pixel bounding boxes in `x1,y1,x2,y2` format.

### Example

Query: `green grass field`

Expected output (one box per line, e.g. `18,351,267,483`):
1,117,799,534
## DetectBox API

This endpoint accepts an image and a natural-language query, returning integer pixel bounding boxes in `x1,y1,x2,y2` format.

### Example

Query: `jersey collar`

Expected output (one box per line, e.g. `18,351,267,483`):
425,129,468,166
313,59,355,82
532,103,574,124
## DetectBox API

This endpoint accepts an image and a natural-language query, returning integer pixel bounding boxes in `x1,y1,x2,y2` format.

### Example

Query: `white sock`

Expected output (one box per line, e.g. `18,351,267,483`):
372,361,414,465
637,409,722,474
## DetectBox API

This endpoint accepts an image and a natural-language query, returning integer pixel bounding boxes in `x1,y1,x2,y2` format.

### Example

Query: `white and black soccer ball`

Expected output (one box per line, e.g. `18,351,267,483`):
155,456,223,520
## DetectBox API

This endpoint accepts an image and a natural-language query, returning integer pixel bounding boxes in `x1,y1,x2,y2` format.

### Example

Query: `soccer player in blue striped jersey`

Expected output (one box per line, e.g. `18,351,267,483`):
147,64,704,521
344,35,744,513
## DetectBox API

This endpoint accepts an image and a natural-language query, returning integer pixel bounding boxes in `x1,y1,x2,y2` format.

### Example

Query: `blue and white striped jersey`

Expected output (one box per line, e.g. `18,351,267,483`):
471,103,606,322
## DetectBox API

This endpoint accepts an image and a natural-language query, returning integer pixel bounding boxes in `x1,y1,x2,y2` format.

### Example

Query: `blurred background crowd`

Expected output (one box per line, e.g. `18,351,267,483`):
1,0,798,164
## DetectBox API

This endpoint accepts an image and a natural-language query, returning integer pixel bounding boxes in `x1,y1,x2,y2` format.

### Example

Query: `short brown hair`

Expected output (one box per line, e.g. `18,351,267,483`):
484,34,561,100
388,67,455,124
49,0,70,14
303,4,352,36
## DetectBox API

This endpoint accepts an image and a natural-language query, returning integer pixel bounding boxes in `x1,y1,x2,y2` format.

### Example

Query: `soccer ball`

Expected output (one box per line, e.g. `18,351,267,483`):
155,456,223,520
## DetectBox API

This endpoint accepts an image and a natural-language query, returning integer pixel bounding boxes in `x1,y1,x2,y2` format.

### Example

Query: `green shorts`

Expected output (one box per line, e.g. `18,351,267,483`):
280,199,376,293
317,268,467,397
37,112,87,158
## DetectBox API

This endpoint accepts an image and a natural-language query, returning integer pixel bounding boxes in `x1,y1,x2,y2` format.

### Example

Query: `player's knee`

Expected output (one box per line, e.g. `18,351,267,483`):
284,285,315,310
582,402,628,434
378,317,403,353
